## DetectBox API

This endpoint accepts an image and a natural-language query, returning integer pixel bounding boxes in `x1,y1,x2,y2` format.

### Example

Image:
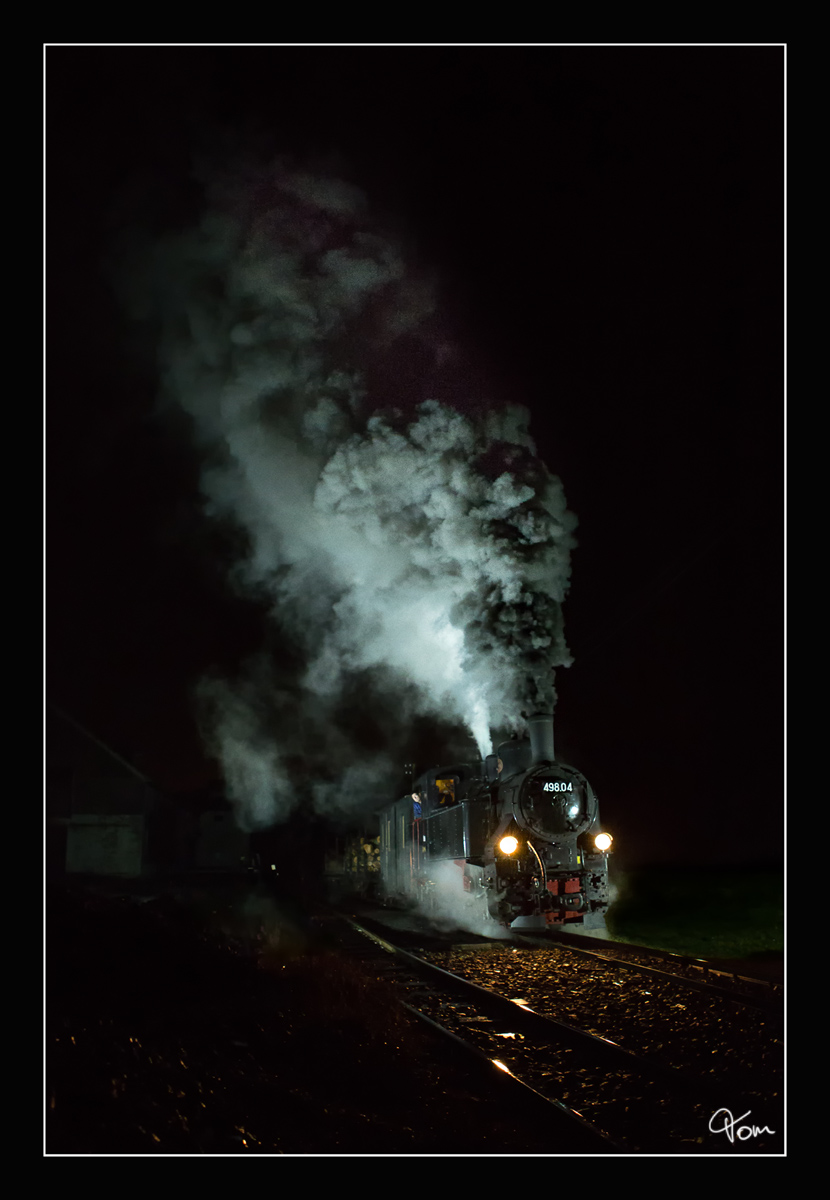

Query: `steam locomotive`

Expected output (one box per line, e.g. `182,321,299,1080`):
379,715,611,932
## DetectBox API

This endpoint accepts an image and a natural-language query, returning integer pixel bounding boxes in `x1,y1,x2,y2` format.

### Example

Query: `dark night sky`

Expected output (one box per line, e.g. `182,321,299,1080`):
47,46,784,867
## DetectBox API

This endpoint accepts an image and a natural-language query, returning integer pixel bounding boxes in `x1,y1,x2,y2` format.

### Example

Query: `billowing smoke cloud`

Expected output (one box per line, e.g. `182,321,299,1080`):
196,671,294,831
120,160,576,829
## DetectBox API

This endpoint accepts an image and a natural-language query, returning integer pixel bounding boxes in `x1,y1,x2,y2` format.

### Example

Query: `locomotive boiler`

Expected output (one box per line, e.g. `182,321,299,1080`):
379,714,611,932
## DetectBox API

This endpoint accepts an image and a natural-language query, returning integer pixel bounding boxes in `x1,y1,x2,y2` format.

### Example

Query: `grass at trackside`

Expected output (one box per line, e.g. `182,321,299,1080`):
605,865,784,961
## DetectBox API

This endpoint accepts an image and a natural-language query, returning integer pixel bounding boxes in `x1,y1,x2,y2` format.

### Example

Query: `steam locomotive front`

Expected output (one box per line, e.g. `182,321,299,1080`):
377,713,611,934
491,714,611,930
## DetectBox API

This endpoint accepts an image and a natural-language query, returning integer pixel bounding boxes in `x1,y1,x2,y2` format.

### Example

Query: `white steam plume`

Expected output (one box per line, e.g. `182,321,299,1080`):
120,161,576,829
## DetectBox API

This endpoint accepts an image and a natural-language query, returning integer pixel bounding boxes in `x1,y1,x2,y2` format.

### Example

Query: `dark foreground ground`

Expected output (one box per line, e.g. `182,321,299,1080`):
46,881,593,1156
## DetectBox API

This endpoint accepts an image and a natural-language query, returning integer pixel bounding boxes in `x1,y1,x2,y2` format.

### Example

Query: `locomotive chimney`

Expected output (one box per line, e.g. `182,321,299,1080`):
527,713,555,765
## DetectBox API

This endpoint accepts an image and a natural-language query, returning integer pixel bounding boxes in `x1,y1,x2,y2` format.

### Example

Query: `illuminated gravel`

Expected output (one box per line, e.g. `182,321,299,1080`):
416,943,783,1151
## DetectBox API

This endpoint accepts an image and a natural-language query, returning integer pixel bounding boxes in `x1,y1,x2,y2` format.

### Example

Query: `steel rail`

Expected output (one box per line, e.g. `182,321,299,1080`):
341,917,780,1153
515,934,784,1015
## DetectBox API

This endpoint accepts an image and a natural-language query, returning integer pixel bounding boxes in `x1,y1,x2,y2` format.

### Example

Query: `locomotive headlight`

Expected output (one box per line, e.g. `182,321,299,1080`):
499,835,519,855
594,833,613,852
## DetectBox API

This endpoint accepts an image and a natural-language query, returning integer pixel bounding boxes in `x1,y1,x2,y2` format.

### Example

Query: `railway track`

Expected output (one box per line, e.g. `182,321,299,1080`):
331,916,622,1153
515,930,784,1015
329,914,783,1154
